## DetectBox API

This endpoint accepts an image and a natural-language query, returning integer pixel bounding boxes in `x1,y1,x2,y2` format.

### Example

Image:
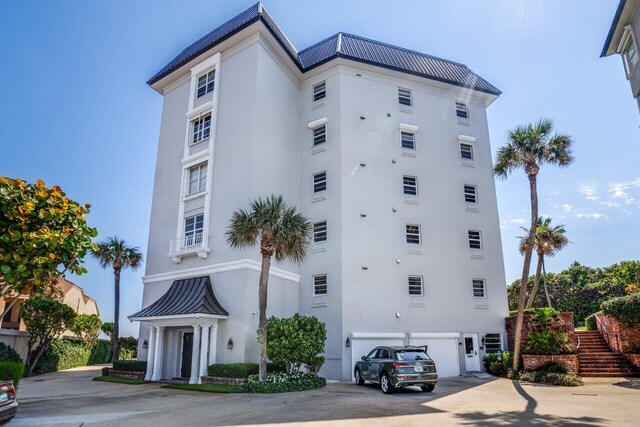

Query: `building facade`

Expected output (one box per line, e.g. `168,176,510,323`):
132,3,509,382
602,0,640,114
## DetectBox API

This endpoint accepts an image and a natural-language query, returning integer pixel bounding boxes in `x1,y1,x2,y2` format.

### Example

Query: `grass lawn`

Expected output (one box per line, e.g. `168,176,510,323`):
93,375,150,385
575,326,587,331
162,383,243,393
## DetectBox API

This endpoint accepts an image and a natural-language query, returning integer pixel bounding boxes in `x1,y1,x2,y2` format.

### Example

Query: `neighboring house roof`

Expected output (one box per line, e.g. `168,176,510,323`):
601,0,637,57
128,276,228,319
147,2,500,96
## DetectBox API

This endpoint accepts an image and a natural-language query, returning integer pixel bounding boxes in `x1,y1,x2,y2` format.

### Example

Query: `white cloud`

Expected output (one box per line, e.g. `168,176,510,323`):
554,203,606,220
579,184,598,201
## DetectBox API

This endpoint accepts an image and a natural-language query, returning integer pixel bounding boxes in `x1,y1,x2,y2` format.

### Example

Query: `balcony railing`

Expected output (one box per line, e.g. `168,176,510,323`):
169,233,210,263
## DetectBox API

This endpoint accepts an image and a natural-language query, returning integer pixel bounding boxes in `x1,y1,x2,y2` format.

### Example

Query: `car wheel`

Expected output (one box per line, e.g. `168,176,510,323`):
420,384,435,392
354,369,365,386
380,372,395,394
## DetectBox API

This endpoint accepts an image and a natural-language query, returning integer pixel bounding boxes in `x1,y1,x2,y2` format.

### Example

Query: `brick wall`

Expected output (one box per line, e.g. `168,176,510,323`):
201,376,246,385
522,354,580,373
110,370,145,379
596,314,640,353
506,312,576,351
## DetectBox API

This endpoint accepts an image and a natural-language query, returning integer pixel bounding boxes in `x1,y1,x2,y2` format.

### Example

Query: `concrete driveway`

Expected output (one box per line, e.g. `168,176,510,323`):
11,365,639,426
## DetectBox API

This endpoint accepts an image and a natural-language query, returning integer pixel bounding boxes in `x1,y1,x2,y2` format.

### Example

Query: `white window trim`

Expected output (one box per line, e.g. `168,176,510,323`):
455,101,469,120
308,117,328,129
313,171,327,196
464,184,478,205
617,25,640,77
313,81,326,102
468,230,483,251
403,175,418,199
399,123,419,133
406,224,422,245
472,279,487,299
186,162,208,197
398,87,413,107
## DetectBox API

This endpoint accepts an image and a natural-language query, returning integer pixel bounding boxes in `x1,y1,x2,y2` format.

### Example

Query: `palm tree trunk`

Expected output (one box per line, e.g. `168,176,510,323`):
258,253,272,381
542,256,552,308
512,172,538,371
526,253,544,308
113,268,121,361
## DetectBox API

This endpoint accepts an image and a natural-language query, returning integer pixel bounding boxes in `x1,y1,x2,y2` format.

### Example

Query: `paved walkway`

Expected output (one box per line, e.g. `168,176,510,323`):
12,365,639,426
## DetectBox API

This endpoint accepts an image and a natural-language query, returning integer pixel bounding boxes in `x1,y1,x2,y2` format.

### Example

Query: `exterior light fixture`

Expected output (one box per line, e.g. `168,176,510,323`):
227,338,234,350
395,312,401,318
346,337,351,348
143,340,148,349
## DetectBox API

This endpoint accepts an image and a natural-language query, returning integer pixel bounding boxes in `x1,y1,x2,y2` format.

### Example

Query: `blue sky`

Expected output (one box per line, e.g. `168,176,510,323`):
1,1,638,337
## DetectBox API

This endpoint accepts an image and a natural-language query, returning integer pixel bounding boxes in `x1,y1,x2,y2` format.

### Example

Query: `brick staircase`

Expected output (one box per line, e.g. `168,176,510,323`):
577,330,640,377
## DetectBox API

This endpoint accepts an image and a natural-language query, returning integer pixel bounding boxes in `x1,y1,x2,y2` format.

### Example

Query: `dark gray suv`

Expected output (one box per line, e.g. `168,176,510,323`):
354,346,438,394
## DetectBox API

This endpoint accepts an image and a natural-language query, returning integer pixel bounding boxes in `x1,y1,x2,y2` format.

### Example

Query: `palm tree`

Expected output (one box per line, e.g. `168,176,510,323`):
518,217,570,308
494,119,573,371
91,237,143,360
226,195,310,381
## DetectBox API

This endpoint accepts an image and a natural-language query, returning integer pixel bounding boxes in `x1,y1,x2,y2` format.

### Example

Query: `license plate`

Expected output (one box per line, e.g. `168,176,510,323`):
0,393,7,402
414,366,423,372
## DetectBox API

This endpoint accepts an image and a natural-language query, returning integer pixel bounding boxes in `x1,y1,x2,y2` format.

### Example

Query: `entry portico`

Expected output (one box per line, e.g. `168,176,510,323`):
128,276,228,384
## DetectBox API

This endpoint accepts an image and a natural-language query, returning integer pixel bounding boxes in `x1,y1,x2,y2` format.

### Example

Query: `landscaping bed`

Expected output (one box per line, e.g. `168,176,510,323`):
94,375,149,385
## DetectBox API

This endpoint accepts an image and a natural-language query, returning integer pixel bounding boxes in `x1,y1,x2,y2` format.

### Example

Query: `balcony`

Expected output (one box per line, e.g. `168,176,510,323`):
169,232,210,263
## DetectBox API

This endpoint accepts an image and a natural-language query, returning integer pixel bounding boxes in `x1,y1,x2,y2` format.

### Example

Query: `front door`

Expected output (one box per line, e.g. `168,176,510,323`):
463,333,480,372
181,332,194,378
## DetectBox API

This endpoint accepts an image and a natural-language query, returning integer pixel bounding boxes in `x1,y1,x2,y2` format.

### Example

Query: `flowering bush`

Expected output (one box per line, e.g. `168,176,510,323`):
242,372,325,393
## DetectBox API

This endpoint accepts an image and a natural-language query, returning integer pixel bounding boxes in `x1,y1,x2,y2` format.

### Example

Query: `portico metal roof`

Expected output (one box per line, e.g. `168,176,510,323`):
128,276,228,320
147,2,500,96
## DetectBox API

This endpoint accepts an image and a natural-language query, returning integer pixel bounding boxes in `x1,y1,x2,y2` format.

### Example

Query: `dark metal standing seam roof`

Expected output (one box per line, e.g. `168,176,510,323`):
129,276,228,319
147,2,501,96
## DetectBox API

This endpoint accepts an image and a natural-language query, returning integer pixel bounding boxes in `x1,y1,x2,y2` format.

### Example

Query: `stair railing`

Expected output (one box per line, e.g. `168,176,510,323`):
595,313,622,352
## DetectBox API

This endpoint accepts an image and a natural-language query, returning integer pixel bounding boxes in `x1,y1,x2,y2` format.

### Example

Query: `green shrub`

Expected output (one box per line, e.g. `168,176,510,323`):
534,362,569,375
602,293,640,327
118,337,138,359
241,372,326,393
509,307,557,317
0,362,24,388
0,343,22,363
483,351,513,377
207,363,285,378
112,360,147,372
31,338,112,376
101,367,110,376
118,348,135,361
517,365,582,387
585,313,598,331
522,331,572,355
266,314,326,373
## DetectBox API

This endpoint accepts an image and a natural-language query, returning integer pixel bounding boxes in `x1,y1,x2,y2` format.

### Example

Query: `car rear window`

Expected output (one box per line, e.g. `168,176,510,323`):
395,350,431,361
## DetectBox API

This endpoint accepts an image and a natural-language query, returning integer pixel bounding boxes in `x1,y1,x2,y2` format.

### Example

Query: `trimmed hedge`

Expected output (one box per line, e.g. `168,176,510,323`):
241,372,325,393
0,343,22,363
32,338,111,376
101,367,110,377
585,313,598,331
602,293,640,327
0,362,24,389
112,360,147,372
207,363,286,378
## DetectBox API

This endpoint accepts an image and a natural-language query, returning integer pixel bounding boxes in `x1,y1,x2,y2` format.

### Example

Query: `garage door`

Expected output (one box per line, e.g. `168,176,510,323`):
350,333,405,380
409,333,460,377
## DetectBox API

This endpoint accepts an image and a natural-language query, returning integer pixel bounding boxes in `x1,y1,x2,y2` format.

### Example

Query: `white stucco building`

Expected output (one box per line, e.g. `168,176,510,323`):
131,3,509,383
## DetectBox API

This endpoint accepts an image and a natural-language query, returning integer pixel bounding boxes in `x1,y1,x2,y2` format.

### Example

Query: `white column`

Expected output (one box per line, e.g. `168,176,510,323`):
199,324,211,382
151,326,165,381
209,321,218,365
189,325,201,384
144,326,156,381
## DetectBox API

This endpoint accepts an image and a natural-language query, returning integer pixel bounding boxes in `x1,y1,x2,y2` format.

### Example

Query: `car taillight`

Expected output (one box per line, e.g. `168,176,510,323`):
392,362,409,369
8,386,15,400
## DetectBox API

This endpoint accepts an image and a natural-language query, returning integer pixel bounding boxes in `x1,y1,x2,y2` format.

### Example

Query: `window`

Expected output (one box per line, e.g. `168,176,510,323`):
406,224,421,244
398,88,412,106
484,333,502,354
313,221,327,243
403,176,418,196
460,143,474,160
468,230,482,249
456,102,469,119
408,276,424,296
464,185,478,203
313,274,327,295
187,163,207,195
313,171,327,193
196,70,215,98
401,131,416,150
378,349,390,359
313,81,326,101
313,124,326,146
191,114,212,145
623,32,639,71
184,214,204,248
473,279,486,298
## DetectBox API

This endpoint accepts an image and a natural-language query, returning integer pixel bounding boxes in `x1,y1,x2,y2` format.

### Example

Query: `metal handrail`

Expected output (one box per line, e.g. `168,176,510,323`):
594,313,622,352
169,232,209,254
576,332,580,350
